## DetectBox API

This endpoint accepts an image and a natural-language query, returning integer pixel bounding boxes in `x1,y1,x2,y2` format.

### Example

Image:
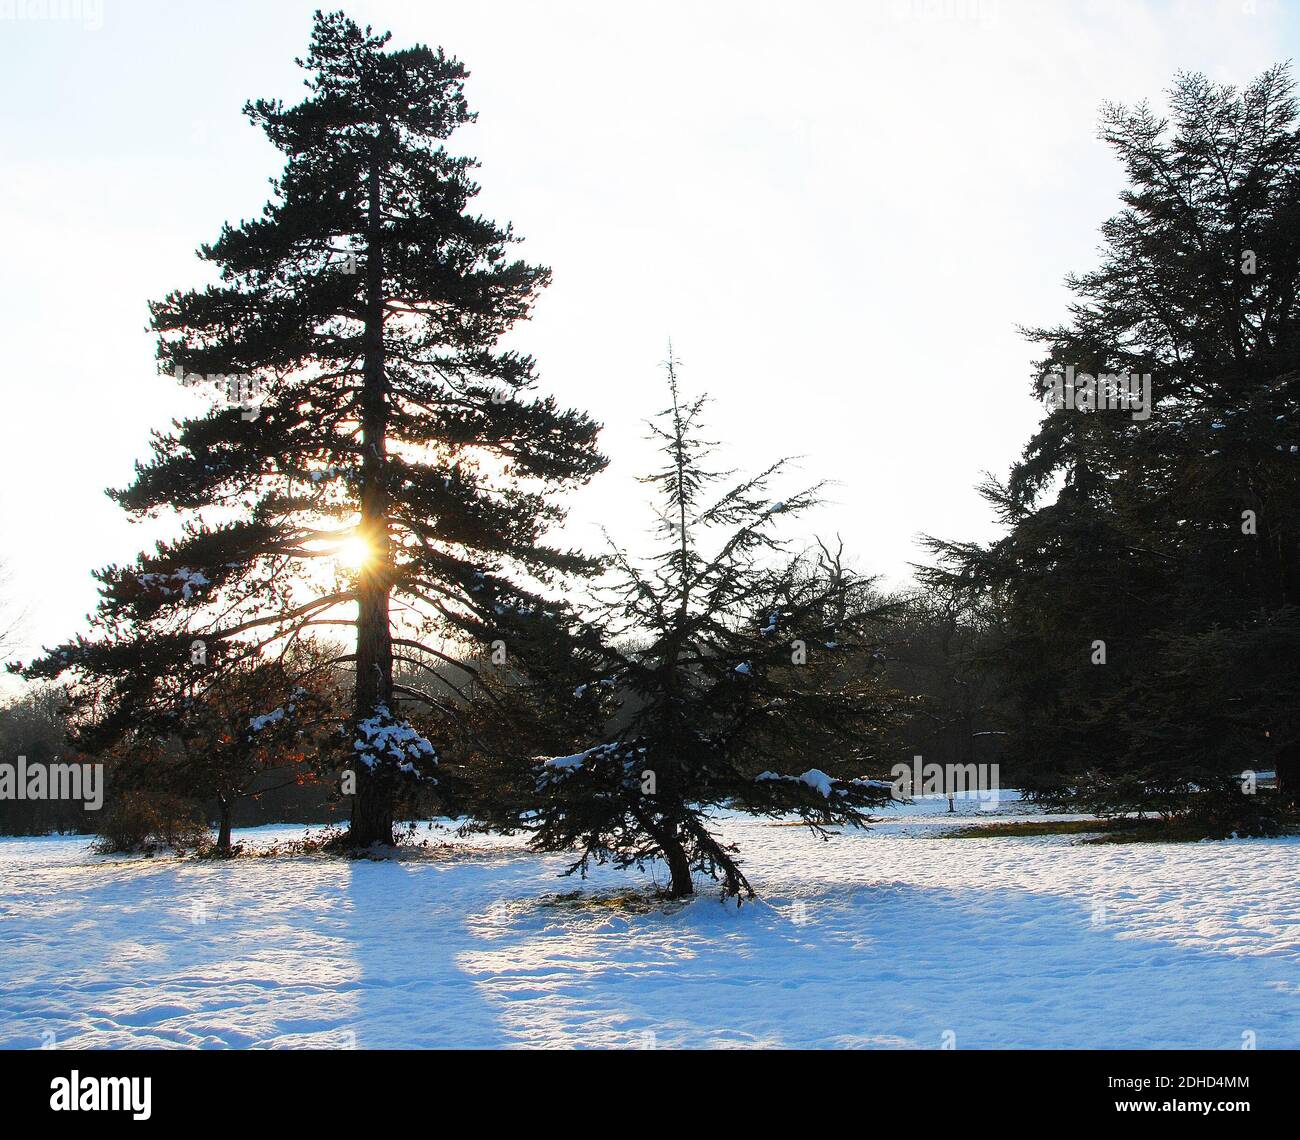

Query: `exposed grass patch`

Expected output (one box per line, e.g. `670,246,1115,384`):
1081,818,1298,844
538,887,690,915
943,815,1299,843
942,818,1116,839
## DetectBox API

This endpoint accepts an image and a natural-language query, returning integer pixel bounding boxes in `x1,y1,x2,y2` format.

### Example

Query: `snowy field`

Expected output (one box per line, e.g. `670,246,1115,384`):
2,794,1298,1049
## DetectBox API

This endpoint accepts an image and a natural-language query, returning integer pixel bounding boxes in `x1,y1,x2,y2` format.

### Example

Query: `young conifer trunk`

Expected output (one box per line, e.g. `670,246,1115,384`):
663,837,695,898
640,809,694,897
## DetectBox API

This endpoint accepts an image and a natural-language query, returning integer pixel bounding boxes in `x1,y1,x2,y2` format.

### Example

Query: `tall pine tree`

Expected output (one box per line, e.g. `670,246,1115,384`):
20,11,605,846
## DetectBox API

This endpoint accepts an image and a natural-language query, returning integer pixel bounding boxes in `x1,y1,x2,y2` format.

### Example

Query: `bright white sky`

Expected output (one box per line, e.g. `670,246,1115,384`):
1,0,1297,687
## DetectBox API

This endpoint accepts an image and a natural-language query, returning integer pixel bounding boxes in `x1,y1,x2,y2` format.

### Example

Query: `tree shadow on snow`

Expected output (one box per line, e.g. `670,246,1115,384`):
436,878,1300,1049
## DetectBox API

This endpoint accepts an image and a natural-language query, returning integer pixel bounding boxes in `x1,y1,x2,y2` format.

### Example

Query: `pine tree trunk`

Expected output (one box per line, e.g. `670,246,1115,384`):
350,156,395,850
351,770,393,848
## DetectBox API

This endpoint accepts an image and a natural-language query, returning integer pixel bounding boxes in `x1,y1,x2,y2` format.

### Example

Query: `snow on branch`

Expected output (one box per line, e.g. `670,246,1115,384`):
353,704,439,777
756,769,893,799
535,742,642,789
136,568,211,600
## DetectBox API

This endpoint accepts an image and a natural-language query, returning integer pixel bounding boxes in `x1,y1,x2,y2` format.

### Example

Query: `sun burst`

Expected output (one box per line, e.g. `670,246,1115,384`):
336,535,373,570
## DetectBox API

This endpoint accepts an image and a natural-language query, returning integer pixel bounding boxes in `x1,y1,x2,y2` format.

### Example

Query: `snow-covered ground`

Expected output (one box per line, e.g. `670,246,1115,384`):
2,793,1298,1049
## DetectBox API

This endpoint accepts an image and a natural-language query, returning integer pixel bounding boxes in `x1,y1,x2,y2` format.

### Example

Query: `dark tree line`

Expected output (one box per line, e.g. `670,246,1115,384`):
926,65,1300,832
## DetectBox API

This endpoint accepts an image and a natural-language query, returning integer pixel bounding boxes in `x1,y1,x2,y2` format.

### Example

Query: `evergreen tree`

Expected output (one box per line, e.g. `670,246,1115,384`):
516,354,901,899
927,66,1300,827
19,11,605,846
